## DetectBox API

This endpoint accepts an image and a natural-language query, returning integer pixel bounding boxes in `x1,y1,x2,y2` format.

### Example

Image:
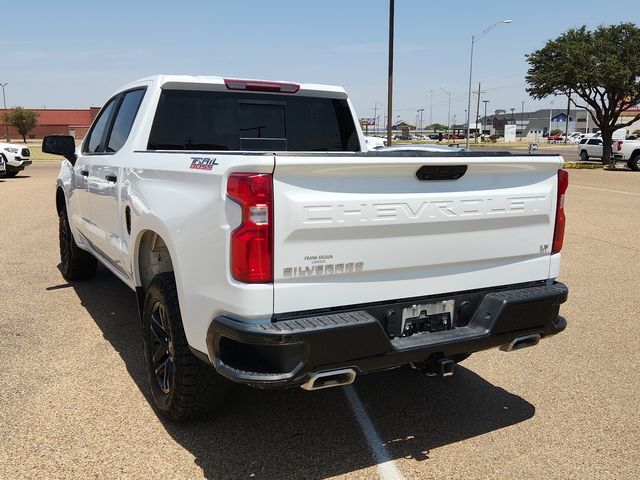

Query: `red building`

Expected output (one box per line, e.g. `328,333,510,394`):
0,108,99,141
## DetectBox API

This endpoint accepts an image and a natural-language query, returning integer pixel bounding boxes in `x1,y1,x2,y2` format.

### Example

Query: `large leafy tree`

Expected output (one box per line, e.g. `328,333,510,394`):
525,23,640,166
2,107,39,143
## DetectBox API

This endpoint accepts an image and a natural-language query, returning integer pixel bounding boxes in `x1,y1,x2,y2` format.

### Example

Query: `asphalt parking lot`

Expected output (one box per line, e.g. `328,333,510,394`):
1,162,639,480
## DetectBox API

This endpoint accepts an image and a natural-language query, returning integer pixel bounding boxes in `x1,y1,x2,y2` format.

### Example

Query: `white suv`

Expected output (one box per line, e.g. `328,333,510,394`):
577,137,605,161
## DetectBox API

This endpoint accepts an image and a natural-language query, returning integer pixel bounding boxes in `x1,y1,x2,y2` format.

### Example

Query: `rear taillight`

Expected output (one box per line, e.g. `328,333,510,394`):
552,169,569,254
615,141,623,152
227,173,273,283
224,78,300,94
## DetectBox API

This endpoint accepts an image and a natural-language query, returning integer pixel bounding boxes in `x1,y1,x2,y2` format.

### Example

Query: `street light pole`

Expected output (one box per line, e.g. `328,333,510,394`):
386,0,395,146
428,89,434,129
439,86,451,134
465,19,512,149
0,83,9,141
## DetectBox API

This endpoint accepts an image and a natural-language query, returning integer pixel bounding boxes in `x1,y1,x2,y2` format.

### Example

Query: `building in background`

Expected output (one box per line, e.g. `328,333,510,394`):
478,108,598,139
620,104,640,133
0,108,99,141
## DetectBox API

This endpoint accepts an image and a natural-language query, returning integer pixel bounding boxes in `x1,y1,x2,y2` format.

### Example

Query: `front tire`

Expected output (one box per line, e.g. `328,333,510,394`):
4,171,18,178
580,150,589,161
142,272,228,422
629,155,640,171
59,208,97,281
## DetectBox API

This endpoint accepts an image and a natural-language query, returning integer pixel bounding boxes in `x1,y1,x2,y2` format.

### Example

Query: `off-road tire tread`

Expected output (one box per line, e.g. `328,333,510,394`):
143,272,227,422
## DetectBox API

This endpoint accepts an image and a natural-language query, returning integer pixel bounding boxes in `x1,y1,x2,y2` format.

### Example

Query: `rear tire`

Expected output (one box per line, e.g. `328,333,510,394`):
142,272,228,422
580,150,589,161
629,155,640,171
4,171,18,178
59,208,97,281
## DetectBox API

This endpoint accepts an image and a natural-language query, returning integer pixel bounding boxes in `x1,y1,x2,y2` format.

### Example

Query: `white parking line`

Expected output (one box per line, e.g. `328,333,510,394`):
343,385,405,480
572,184,640,197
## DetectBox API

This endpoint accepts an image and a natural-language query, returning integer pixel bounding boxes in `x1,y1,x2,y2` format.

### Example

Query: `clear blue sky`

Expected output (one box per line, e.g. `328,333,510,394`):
1,0,636,125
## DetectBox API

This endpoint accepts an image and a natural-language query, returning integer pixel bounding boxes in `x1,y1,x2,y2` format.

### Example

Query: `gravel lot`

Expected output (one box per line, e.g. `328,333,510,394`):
1,163,639,479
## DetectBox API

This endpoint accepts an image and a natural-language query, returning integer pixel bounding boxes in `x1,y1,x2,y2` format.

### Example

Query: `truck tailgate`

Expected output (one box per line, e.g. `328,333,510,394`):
272,153,563,314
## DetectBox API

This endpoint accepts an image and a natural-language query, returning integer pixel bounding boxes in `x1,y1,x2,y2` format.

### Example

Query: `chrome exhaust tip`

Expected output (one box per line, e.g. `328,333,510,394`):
500,333,541,352
300,368,357,391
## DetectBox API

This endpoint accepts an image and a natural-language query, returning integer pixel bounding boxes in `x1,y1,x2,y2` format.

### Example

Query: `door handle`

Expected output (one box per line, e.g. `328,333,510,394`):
105,174,118,183
80,170,89,177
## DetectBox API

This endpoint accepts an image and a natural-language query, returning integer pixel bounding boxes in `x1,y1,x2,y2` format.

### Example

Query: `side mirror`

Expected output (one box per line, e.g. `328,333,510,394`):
42,135,77,164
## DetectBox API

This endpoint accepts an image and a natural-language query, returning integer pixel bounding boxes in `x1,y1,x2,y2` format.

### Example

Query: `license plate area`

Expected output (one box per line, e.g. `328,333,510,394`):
387,300,455,338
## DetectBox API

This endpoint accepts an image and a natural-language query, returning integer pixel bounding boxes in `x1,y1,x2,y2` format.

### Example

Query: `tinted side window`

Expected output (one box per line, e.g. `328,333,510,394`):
148,90,359,152
84,97,118,154
587,139,599,145
107,89,146,152
148,90,239,150
286,96,357,151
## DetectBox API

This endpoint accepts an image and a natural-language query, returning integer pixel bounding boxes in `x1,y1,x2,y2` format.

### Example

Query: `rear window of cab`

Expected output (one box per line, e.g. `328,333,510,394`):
147,90,360,152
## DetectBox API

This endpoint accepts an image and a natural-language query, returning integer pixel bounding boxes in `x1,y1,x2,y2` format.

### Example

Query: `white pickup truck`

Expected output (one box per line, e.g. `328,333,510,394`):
44,75,569,421
0,142,32,177
613,138,640,170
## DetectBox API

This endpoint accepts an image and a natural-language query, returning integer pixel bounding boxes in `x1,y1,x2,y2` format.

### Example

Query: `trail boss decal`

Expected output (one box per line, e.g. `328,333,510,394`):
189,157,219,170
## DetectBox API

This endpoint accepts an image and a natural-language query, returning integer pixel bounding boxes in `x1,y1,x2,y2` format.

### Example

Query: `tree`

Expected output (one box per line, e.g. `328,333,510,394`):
525,23,640,167
425,123,447,131
2,107,39,142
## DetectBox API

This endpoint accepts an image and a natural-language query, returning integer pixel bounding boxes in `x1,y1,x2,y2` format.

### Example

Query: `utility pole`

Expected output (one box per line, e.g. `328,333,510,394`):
0,83,8,141
482,100,490,136
521,100,525,140
473,82,485,143
373,103,378,134
564,90,571,144
428,89,434,130
386,0,395,146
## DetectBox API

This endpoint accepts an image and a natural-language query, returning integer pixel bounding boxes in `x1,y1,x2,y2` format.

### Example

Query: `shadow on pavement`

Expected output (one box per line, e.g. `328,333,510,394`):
64,265,535,480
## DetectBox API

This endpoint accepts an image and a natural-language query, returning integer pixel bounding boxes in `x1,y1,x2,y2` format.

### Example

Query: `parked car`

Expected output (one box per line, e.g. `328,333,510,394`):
566,132,583,143
44,74,569,421
381,144,467,153
548,133,565,143
577,137,605,161
592,128,627,141
0,152,6,177
364,136,386,150
0,142,32,177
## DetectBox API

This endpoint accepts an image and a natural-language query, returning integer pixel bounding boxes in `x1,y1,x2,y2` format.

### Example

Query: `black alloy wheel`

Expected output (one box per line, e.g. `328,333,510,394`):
149,301,175,394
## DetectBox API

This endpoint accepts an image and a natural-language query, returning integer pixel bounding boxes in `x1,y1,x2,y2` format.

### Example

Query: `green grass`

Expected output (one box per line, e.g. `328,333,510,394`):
563,162,604,169
27,144,65,161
